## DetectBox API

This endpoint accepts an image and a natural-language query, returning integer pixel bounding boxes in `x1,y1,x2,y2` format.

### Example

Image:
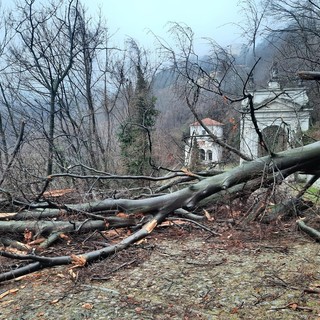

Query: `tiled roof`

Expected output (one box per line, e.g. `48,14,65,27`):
191,117,224,126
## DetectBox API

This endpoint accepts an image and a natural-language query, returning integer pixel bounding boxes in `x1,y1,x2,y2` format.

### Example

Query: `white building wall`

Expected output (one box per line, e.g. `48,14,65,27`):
240,82,311,160
185,122,224,166
189,124,223,138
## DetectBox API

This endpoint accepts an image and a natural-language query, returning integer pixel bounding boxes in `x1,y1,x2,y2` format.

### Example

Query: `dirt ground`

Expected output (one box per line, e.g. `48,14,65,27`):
0,218,320,320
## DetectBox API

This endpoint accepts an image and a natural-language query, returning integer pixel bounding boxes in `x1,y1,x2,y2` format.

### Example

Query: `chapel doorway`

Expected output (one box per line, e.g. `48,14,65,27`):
258,125,287,157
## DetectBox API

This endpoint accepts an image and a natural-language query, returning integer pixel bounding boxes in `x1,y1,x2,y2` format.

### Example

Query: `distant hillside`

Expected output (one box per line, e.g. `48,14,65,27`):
152,55,216,90
152,68,178,90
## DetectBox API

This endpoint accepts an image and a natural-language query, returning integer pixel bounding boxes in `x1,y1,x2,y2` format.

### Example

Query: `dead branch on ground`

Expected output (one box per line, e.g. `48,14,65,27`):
0,142,320,282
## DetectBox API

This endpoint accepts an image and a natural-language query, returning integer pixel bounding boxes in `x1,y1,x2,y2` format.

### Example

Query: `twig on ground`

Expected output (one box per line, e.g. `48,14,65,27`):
90,259,137,280
166,217,221,236
270,303,313,312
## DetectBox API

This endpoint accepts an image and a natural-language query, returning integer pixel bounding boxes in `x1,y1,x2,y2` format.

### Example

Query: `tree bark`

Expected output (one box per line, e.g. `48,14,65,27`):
0,211,167,282
298,71,320,80
0,219,135,235
297,219,320,241
2,142,320,222
64,141,320,214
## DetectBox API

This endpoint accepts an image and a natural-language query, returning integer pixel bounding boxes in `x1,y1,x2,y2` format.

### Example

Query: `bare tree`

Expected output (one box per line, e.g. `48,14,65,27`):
9,0,81,176
156,23,254,161
239,0,320,120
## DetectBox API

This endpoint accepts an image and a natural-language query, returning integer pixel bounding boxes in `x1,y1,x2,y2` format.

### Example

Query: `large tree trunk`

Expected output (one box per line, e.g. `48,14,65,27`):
61,141,320,214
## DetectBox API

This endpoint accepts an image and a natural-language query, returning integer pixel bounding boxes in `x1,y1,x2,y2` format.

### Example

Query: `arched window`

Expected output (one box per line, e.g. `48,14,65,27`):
200,149,205,161
207,150,212,161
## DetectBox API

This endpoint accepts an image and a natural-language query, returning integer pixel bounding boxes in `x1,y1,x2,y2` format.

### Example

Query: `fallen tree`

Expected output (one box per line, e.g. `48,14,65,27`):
0,141,320,282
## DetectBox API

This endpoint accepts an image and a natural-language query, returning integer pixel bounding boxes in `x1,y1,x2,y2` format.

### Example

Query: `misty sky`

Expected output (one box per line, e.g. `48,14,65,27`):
88,0,243,53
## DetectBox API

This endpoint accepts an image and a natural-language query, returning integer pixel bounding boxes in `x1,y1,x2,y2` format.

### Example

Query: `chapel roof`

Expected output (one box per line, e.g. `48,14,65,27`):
191,117,224,126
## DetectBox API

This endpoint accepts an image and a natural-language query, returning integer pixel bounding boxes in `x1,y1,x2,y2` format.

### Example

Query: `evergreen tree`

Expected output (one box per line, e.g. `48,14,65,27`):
188,135,201,171
118,64,159,176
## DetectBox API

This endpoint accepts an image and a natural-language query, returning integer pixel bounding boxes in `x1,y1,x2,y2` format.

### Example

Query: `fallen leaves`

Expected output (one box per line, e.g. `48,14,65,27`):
289,303,299,310
271,302,314,312
101,228,132,241
116,212,128,218
230,306,239,314
24,228,33,243
82,302,94,310
135,307,143,314
288,302,313,312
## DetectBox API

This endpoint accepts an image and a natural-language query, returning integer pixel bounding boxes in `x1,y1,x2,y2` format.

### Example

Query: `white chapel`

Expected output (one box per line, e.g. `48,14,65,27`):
185,118,224,166
240,77,311,160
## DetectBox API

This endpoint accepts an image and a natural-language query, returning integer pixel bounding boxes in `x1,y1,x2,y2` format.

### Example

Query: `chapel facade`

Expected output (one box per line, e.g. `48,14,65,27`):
185,118,224,166
240,77,311,160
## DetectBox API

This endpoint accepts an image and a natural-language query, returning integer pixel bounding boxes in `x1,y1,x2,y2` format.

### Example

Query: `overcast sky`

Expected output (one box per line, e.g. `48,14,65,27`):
87,0,244,54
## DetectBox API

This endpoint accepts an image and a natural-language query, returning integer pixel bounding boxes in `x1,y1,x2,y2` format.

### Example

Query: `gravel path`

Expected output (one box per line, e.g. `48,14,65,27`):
0,228,319,319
